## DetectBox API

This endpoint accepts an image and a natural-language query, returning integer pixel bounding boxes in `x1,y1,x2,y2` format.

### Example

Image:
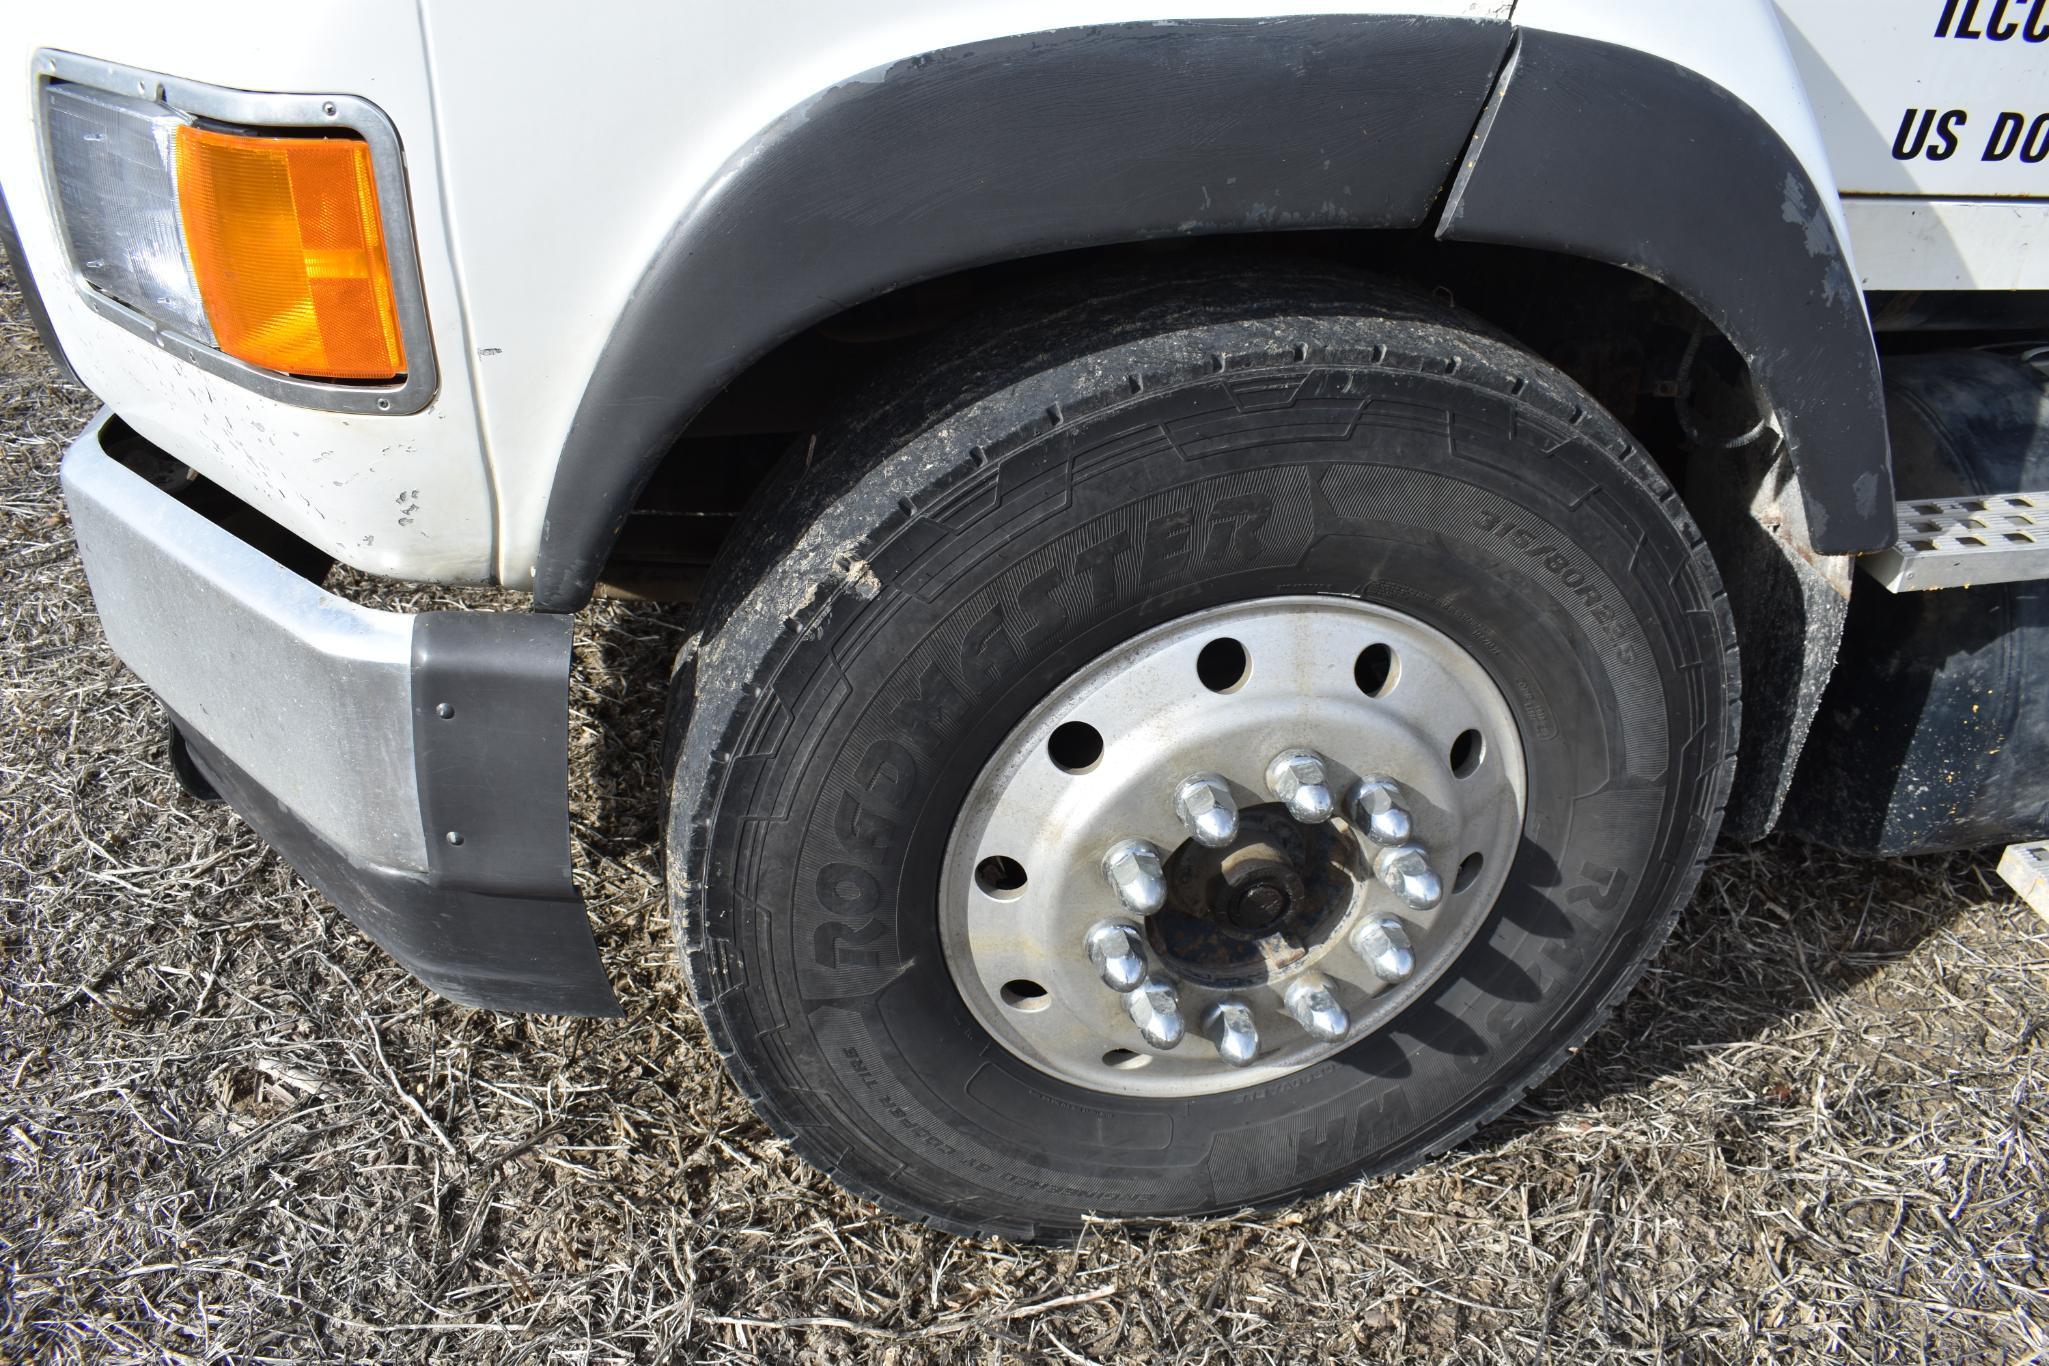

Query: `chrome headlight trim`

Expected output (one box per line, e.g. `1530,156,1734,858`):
35,48,438,415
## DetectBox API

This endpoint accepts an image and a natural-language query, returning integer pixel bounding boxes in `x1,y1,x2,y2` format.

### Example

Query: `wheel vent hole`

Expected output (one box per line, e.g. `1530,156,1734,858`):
1450,728,1484,779
1048,721,1104,773
975,856,1027,898
1454,851,1483,894
1102,1048,1150,1069
1001,980,1051,1012
1196,637,1249,693
1354,643,1397,697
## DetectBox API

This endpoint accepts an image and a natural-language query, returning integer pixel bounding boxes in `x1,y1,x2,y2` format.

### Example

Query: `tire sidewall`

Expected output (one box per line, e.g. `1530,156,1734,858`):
672,310,1734,1236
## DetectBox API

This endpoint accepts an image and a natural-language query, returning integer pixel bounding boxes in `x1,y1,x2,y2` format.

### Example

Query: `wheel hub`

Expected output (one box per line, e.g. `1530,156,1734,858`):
941,596,1528,1098
1223,871,1294,935
1150,811,1354,980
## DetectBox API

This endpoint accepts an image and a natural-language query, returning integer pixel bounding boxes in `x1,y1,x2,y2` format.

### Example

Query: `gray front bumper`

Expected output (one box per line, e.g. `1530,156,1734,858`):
61,412,619,1016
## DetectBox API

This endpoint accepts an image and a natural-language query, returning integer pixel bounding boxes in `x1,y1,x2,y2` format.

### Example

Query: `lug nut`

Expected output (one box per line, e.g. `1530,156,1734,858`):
1203,1000,1260,1067
1085,921,1148,992
1174,773,1240,848
1265,748,1335,824
1283,976,1350,1042
1102,839,1167,915
1352,914,1416,983
1374,844,1443,911
1124,973,1185,1049
1347,776,1412,846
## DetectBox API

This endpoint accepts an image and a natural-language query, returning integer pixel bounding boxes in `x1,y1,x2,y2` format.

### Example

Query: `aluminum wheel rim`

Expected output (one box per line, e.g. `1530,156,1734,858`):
940,596,1528,1098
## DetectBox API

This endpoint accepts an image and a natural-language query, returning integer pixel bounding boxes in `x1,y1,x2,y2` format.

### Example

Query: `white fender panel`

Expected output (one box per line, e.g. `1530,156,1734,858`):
0,1,497,581
415,0,1511,586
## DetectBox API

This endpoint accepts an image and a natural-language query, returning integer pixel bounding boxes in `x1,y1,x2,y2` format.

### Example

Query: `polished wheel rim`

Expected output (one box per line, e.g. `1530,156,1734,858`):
941,596,1529,1098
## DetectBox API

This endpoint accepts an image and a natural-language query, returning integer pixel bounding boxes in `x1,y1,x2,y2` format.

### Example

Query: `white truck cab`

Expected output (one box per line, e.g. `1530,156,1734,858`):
6,0,2046,1237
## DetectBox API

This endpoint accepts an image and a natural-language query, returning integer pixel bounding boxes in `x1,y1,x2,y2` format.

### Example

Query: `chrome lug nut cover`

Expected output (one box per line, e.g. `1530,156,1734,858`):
1102,838,1167,915
1266,748,1336,824
1283,976,1350,1042
1347,775,1412,846
1173,773,1240,848
1202,1000,1260,1067
1374,843,1443,911
1084,921,1148,992
1125,974,1186,1050
1353,914,1416,983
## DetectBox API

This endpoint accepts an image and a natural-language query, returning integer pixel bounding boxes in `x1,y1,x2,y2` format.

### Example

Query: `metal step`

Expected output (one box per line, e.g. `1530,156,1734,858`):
1861,492,2049,592
1999,842,2049,924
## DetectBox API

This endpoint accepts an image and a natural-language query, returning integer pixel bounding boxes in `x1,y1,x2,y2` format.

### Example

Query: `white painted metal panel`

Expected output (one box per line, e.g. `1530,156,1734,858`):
0,1,496,581
1776,0,2049,198
1844,197,2049,288
415,0,1511,586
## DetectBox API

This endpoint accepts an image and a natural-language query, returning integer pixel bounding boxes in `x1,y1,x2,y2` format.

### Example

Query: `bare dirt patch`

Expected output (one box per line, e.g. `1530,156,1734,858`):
1,265,2043,1362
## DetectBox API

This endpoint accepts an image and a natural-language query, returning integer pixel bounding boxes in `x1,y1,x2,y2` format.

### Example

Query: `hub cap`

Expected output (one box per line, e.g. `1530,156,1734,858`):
941,597,1527,1097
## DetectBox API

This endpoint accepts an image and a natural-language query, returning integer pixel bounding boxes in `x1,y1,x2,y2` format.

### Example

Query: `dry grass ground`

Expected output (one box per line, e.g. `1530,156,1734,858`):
1,264,2045,1364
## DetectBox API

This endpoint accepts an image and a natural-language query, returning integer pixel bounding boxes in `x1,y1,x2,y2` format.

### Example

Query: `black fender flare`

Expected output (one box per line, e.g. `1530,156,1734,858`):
531,19,1896,610
529,15,1514,609
1438,29,1894,555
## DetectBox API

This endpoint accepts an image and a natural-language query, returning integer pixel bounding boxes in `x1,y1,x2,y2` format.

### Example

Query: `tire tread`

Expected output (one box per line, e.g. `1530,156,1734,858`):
668,263,1741,1241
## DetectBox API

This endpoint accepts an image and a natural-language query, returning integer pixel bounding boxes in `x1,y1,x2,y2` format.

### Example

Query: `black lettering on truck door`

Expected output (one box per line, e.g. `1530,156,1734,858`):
1893,107,1969,159
1983,110,2049,161
1935,0,2049,39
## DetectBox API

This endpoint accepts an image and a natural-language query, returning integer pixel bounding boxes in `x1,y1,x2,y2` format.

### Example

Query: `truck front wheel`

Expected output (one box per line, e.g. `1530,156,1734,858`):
666,269,1739,1239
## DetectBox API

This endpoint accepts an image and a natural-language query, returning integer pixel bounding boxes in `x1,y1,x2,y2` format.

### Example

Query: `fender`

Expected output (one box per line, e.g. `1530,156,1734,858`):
1438,28,1895,554
528,15,1514,610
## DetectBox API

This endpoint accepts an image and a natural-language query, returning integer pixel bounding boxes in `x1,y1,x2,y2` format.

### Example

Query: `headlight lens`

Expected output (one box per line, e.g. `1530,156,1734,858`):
44,84,213,344
41,77,405,383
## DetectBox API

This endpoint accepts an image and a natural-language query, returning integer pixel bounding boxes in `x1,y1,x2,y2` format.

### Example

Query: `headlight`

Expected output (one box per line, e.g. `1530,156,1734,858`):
45,85,213,345
36,51,435,413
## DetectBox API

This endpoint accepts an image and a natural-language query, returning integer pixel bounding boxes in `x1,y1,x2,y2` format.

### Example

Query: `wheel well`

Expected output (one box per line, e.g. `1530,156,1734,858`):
599,230,1738,601
609,232,1834,837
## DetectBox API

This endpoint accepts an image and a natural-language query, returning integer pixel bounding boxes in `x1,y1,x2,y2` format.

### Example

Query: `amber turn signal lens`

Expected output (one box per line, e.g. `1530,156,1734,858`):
174,125,405,380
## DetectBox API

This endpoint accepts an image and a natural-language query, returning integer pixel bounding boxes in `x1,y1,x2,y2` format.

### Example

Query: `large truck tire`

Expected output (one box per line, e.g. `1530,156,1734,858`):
665,267,1740,1239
